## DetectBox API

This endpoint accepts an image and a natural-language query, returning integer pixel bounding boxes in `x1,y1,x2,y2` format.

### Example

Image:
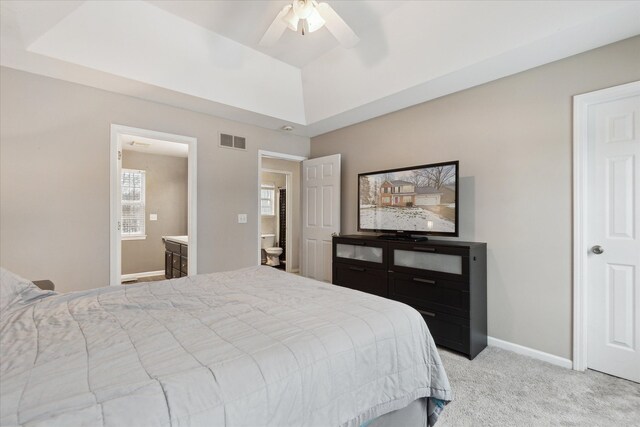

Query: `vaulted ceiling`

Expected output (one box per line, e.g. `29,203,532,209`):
2,1,639,137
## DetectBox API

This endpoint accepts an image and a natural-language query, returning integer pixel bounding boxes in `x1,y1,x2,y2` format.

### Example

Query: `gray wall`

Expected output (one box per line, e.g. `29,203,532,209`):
311,36,640,360
121,150,188,275
0,66,309,294
261,158,302,272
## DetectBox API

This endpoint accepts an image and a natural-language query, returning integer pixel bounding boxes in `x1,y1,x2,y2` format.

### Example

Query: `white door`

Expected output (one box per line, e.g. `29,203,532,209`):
302,154,341,281
587,88,640,382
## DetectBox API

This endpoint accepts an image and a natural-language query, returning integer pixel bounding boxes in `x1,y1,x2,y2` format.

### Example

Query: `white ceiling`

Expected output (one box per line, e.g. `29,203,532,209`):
1,1,639,137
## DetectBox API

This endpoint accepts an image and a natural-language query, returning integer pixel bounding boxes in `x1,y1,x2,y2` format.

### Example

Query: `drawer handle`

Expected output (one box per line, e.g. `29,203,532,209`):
413,277,436,285
417,309,436,317
349,266,366,272
413,247,436,252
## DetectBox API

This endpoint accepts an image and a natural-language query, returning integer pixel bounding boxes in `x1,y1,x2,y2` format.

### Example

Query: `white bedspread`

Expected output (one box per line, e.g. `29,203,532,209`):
0,266,451,426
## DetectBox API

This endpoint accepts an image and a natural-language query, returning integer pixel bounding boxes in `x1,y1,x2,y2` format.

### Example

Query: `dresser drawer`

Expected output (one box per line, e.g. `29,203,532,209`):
165,241,181,254
415,307,470,354
180,256,188,273
181,244,188,256
333,262,388,298
333,238,387,270
389,243,469,281
389,272,469,318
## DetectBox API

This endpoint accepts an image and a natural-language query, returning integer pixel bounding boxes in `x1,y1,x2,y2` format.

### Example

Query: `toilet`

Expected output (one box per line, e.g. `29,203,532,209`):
261,234,283,266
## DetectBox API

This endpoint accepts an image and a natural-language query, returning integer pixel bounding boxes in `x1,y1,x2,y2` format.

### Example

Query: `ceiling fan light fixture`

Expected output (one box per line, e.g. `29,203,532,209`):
260,0,359,48
305,8,325,33
292,0,314,19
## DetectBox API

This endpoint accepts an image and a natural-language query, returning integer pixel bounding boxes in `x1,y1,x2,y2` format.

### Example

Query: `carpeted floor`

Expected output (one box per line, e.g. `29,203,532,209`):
436,346,640,426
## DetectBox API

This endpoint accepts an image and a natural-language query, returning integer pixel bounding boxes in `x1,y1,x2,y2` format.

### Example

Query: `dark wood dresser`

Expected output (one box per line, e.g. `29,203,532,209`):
332,235,487,359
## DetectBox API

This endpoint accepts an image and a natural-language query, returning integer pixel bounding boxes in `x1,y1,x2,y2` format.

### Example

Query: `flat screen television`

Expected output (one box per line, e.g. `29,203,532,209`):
358,160,459,238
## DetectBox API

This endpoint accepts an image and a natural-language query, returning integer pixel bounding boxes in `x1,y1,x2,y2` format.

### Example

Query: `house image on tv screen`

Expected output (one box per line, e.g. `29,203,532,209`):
379,180,448,207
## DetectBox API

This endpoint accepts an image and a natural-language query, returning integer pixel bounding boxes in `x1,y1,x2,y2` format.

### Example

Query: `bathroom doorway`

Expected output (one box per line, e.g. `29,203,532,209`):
110,125,197,286
258,151,305,273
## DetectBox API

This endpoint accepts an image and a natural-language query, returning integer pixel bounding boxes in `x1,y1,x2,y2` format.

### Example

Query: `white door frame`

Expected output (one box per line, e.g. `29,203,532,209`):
110,124,198,286
257,150,307,271
572,80,640,371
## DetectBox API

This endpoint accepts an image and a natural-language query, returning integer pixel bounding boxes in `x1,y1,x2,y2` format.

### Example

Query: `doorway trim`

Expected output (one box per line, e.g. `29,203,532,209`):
110,124,198,286
257,150,307,271
572,80,640,371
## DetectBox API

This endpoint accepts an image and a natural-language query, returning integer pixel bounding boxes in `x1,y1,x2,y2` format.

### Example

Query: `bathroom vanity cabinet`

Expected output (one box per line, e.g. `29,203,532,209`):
163,236,188,279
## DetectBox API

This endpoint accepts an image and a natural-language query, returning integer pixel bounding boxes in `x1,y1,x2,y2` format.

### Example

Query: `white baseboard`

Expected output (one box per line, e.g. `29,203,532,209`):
121,270,165,282
488,336,573,369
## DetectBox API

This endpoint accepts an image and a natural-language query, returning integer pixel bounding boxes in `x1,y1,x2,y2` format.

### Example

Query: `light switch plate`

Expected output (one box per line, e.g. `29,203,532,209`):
238,214,247,224
149,214,158,221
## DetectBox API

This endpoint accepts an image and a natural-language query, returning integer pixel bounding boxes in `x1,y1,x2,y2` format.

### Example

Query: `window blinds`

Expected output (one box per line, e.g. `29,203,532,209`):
261,184,275,216
121,169,146,237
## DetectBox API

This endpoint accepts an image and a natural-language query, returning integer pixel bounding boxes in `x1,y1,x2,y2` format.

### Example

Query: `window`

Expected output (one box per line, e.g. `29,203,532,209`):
121,169,146,239
261,184,275,216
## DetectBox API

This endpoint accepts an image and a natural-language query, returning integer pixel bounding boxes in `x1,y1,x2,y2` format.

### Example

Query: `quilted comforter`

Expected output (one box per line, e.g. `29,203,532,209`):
0,266,451,426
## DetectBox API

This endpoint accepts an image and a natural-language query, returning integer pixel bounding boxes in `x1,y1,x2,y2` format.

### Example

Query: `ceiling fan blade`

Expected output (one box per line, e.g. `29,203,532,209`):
316,2,359,48
259,5,291,47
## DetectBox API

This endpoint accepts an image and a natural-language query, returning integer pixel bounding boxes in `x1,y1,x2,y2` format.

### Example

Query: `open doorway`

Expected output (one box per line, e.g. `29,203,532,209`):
110,125,197,286
258,151,305,274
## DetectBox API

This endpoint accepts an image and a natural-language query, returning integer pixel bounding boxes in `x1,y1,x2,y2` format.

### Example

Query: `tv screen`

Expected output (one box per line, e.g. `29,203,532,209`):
358,160,459,236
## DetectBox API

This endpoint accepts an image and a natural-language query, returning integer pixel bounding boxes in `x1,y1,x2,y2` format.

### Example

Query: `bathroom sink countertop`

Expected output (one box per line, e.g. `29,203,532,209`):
163,235,188,245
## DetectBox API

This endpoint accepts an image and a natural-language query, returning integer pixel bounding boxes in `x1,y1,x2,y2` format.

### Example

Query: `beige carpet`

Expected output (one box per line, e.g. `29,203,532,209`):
437,346,640,426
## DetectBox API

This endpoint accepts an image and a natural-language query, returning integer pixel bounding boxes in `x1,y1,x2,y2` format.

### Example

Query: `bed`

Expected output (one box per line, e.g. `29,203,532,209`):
0,266,451,426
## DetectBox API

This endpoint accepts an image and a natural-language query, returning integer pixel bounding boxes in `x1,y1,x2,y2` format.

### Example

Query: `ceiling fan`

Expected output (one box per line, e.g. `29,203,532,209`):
259,0,360,48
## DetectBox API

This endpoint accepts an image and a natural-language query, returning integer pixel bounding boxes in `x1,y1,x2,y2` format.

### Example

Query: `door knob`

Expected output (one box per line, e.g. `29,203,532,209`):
591,245,604,255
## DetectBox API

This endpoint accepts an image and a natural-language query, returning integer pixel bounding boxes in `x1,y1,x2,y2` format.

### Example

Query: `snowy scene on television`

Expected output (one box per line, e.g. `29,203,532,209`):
359,163,457,233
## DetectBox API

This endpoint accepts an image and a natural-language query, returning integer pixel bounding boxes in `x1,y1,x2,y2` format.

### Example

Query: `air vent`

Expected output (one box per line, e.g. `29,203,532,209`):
233,136,246,149
220,133,233,148
219,133,247,150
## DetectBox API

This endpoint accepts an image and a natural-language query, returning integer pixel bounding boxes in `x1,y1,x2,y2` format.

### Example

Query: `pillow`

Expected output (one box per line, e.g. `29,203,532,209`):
0,267,56,315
